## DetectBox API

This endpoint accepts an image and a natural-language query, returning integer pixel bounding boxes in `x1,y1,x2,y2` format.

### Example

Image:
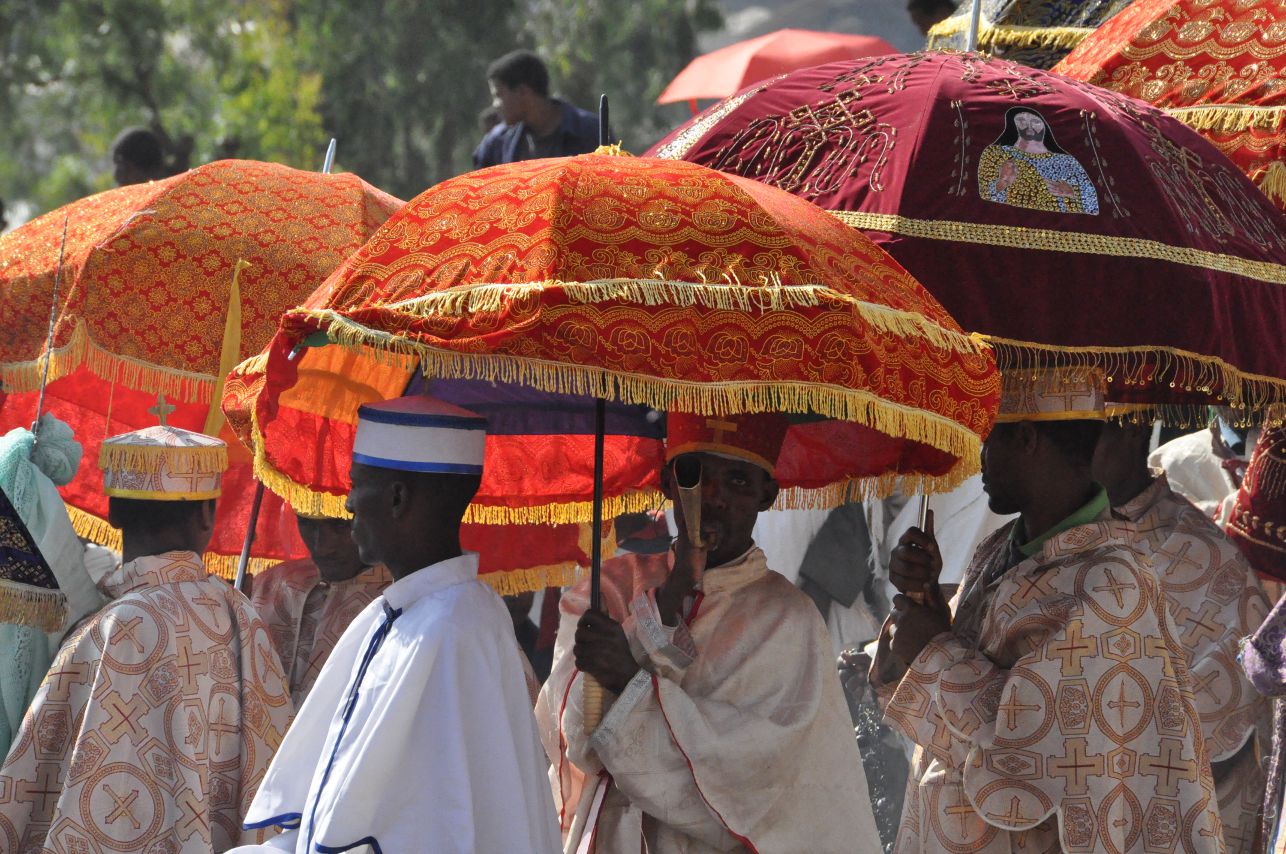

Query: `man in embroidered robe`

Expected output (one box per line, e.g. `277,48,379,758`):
872,369,1224,853
1149,409,1260,518
0,424,293,854
537,411,878,853
232,395,559,854
251,512,391,708
1094,414,1271,852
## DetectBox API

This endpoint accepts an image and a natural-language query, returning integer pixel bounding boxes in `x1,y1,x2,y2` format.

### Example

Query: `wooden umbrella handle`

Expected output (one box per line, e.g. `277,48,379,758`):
583,673,605,732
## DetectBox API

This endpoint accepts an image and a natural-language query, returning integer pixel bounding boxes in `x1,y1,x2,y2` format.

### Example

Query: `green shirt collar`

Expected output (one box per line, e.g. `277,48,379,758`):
1013,486,1110,558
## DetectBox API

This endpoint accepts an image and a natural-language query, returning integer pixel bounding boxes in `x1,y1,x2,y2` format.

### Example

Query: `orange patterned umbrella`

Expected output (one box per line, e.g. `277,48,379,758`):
0,160,403,577
1054,0,1286,209
232,151,1000,544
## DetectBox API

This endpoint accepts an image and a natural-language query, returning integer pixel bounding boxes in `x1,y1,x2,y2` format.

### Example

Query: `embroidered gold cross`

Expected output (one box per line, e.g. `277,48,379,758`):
705,418,737,445
148,393,175,426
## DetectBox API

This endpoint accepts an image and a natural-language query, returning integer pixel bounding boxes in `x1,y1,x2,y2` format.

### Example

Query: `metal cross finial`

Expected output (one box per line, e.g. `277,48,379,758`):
148,393,176,426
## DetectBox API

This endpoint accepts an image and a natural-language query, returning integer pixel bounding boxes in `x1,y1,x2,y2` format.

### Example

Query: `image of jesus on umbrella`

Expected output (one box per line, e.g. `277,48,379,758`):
978,106,1100,214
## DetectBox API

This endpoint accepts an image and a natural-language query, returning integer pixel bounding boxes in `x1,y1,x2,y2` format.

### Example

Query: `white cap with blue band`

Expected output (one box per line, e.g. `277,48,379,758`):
352,395,486,475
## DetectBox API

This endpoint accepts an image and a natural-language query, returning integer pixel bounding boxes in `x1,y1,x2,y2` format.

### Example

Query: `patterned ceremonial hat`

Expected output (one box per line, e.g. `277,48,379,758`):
353,395,486,475
100,425,228,501
665,412,790,476
1226,425,1286,581
0,486,66,632
996,368,1106,423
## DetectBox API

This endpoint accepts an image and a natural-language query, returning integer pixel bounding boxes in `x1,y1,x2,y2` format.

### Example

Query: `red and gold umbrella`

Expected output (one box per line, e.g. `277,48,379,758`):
230,151,999,555
1054,0,1286,210
0,160,404,577
650,51,1286,422
926,0,1133,69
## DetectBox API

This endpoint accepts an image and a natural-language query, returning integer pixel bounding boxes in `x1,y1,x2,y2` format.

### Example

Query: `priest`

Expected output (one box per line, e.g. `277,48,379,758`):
231,395,560,854
251,511,392,708
1093,411,1271,853
0,421,293,853
873,369,1225,853
537,411,877,853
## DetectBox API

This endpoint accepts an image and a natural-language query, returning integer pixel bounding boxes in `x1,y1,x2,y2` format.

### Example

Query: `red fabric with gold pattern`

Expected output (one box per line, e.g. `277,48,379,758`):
0,160,404,577
1226,425,1286,581
240,153,998,532
665,411,790,474
1054,0,1286,211
648,51,1286,422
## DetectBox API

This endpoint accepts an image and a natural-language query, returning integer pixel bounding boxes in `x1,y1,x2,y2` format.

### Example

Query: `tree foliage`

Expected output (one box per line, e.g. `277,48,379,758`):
1,0,719,222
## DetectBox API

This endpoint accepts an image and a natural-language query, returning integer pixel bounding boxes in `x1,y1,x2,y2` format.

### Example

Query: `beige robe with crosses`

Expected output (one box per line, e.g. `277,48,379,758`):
875,518,1225,854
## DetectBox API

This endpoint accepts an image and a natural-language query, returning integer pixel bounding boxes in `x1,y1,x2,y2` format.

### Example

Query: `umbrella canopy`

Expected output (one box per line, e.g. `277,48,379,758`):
658,29,895,105
649,51,1286,423
0,160,404,577
1054,0,1286,210
229,151,999,540
927,0,1133,69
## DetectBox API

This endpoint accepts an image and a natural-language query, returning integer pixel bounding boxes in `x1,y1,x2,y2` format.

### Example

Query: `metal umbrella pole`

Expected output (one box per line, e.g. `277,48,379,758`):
234,139,339,591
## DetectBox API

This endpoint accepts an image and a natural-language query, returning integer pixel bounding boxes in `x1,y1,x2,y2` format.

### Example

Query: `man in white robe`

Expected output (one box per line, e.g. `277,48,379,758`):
538,411,878,853
231,394,559,854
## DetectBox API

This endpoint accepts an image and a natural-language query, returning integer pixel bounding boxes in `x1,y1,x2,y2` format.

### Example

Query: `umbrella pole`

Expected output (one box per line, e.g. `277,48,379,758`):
29,215,70,454
967,0,983,51
233,481,265,591
583,397,607,730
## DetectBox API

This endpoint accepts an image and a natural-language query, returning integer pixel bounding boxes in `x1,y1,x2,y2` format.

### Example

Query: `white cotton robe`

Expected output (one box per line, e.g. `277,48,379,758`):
230,552,561,854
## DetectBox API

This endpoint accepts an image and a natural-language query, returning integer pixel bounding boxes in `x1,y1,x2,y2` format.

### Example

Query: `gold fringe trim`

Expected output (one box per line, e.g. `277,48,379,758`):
981,336,1285,426
0,582,68,633
480,562,584,596
99,442,229,475
310,309,986,474
247,404,353,519
927,16,1093,51
232,350,271,377
390,279,983,356
463,490,664,526
1,320,218,404
1165,104,1286,134
1256,161,1286,205
832,210,1286,286
66,503,282,582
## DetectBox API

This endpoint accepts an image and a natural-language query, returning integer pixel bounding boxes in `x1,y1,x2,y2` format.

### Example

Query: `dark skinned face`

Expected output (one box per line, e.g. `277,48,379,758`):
980,423,1025,516
295,515,367,583
344,463,396,569
662,452,778,567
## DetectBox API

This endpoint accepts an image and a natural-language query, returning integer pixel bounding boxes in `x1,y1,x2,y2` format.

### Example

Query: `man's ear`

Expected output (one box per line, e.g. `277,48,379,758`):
388,480,409,520
1016,421,1041,456
198,499,217,534
758,476,780,512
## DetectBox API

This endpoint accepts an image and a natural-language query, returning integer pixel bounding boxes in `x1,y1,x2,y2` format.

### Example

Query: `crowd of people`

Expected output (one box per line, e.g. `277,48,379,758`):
2,28,1286,854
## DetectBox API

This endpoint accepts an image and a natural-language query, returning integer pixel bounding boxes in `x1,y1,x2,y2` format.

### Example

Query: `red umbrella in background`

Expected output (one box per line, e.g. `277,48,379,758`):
658,29,895,113
649,51,1286,423
0,160,404,578
1054,0,1286,211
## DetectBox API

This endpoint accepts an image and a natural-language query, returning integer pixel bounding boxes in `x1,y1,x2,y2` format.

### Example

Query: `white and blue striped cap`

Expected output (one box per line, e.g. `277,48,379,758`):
353,395,486,476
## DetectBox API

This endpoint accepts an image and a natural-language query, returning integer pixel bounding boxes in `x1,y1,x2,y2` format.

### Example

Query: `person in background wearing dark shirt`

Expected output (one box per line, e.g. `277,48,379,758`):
473,50,599,169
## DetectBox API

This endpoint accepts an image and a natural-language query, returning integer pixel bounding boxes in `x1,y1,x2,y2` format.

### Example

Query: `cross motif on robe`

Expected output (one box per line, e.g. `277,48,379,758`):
1155,539,1204,578
986,795,1031,826
147,393,176,426
1107,679,1141,728
177,789,210,838
209,697,237,754
944,789,975,838
1140,738,1199,797
102,694,150,743
1048,737,1104,795
109,616,147,654
1091,568,1135,610
705,418,738,445
1049,621,1097,674
996,685,1040,730
16,764,62,813
175,636,208,693
1178,601,1224,647
1188,668,1222,701
103,784,142,829
191,593,222,621
45,661,90,702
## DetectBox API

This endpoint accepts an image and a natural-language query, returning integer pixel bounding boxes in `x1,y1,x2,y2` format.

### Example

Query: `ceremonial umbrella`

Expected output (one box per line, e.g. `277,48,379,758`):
649,50,1286,424
225,149,1001,593
0,160,404,578
927,0,1133,69
658,29,895,111
1053,0,1286,211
